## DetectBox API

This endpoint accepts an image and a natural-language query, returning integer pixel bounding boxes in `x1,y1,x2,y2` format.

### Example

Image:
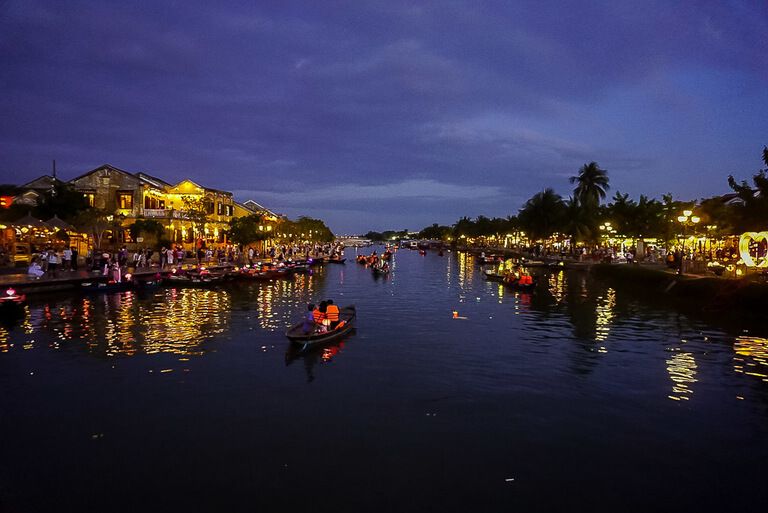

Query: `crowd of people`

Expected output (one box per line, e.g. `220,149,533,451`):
25,246,79,279
20,241,346,280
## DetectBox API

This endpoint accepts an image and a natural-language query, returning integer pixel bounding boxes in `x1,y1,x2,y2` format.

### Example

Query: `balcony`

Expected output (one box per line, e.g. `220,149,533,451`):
142,208,188,219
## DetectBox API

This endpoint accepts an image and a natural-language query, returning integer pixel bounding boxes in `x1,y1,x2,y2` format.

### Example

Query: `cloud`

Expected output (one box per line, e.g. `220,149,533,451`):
233,179,504,207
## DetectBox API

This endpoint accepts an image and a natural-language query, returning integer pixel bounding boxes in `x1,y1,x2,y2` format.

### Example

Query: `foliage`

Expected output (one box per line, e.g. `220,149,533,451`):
229,214,269,245
364,229,408,241
727,147,768,231
281,216,334,242
32,182,90,222
517,189,566,240
452,216,518,239
570,162,609,210
71,209,123,249
128,218,166,247
180,196,209,238
418,224,452,240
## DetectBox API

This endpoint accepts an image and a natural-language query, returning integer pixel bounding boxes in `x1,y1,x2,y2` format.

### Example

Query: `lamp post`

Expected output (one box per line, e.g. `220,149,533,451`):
676,210,700,275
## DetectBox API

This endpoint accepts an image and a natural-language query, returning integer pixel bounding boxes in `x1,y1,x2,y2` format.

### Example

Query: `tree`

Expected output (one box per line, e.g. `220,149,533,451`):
419,223,451,240
71,208,119,250
33,182,90,222
229,214,269,245
562,196,594,244
570,162,609,209
727,147,768,231
518,188,566,240
180,196,209,240
128,219,166,247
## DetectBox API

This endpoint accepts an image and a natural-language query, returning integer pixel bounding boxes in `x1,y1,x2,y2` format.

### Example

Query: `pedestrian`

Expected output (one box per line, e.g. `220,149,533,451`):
62,246,72,271
47,249,58,277
71,247,78,271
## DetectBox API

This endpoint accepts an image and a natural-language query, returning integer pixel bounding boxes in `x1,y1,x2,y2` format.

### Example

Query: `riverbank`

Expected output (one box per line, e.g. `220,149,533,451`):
590,263,767,318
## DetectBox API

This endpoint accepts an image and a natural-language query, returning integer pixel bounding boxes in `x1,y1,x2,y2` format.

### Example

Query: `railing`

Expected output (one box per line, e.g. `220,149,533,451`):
142,209,189,219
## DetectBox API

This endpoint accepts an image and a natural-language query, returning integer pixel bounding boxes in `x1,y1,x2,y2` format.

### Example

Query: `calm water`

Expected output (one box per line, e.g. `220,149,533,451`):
1,248,767,512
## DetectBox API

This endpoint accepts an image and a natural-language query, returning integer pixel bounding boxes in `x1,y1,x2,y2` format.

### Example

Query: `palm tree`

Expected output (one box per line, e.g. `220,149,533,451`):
562,196,593,244
518,188,566,241
570,162,609,209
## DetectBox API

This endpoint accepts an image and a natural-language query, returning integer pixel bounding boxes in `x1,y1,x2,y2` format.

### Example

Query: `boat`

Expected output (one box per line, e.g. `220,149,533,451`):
81,280,134,293
163,269,224,287
0,287,27,313
371,265,390,276
327,257,346,264
285,305,356,345
504,280,536,292
483,269,505,282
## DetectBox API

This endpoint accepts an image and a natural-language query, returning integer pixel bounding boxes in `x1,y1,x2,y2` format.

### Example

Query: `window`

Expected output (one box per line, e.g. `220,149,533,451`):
84,193,95,207
118,192,133,210
217,202,222,215
205,200,214,215
159,199,165,209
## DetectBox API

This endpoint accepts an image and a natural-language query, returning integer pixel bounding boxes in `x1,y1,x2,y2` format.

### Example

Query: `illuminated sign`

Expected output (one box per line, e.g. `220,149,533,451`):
739,232,768,268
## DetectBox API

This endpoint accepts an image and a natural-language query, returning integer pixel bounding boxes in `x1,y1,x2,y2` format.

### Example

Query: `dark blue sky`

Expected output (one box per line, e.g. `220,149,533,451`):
1,1,767,233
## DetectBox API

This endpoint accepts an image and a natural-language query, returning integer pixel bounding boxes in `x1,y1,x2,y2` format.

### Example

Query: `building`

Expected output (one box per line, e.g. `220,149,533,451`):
7,163,281,252
67,164,236,248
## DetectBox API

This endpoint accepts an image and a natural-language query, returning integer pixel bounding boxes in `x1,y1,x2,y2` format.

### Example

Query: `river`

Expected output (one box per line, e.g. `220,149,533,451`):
1,247,766,512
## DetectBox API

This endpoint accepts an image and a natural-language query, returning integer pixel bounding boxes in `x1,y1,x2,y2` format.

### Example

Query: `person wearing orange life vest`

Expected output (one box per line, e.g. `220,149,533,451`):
313,301,327,332
325,299,340,329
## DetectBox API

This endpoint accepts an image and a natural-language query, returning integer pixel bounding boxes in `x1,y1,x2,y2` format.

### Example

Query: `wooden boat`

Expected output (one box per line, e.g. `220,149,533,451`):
371,266,389,276
163,271,224,287
285,305,356,345
483,269,505,282
327,257,346,264
503,279,537,292
81,280,134,293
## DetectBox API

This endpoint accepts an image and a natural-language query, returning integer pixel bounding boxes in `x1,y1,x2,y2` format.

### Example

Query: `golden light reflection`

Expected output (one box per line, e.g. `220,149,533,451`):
548,270,565,303
594,287,616,345
733,336,768,383
456,251,474,290
666,351,698,401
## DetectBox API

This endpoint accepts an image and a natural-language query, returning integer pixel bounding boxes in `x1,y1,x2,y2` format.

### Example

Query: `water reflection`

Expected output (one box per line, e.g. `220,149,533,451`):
666,351,698,401
285,334,353,382
734,336,768,383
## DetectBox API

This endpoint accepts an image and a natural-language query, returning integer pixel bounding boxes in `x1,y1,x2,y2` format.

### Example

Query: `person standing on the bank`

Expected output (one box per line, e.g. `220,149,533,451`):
71,247,78,271
160,247,167,268
47,249,58,278
62,246,72,271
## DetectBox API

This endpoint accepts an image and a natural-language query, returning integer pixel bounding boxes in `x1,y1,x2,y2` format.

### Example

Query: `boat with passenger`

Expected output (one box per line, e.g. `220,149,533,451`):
286,305,356,345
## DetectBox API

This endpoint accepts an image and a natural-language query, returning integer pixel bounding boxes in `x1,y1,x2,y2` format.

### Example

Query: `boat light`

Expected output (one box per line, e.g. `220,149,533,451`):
6,288,16,297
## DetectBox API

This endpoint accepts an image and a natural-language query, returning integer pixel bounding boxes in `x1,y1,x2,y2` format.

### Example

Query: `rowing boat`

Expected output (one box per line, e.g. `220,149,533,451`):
285,305,356,345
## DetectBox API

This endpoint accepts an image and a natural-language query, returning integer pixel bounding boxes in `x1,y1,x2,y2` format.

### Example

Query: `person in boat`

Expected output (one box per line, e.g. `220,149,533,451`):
325,299,340,329
313,301,328,332
302,303,316,334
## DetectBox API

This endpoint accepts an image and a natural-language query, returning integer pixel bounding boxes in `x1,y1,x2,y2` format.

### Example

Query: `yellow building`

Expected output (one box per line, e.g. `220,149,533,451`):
69,164,236,249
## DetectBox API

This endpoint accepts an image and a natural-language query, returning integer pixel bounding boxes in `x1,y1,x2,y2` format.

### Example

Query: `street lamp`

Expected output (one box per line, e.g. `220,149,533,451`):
676,210,700,274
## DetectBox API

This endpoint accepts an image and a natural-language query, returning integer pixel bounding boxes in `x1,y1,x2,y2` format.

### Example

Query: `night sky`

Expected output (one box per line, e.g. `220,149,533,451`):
1,1,767,233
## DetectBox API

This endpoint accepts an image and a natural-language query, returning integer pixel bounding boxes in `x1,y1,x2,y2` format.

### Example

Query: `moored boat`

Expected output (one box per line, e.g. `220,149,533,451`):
0,287,27,313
